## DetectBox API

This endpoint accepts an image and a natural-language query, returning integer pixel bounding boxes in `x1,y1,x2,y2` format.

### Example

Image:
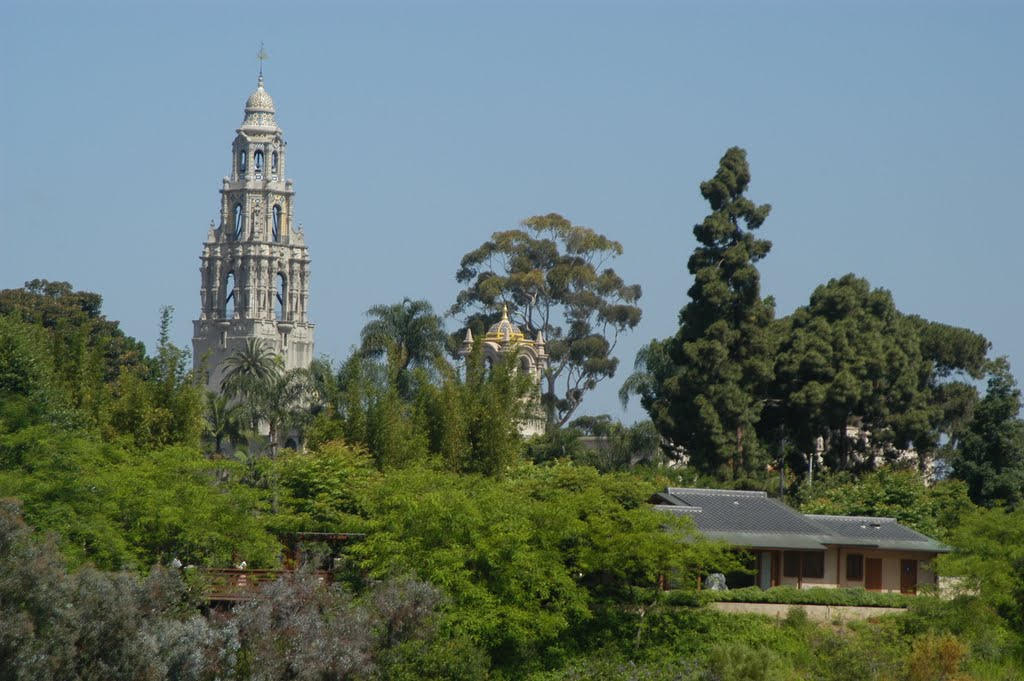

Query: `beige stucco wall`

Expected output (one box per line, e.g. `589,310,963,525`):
767,548,938,593
711,602,906,622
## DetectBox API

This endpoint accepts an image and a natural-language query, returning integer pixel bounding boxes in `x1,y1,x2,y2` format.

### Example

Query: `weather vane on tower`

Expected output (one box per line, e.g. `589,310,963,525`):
257,42,269,78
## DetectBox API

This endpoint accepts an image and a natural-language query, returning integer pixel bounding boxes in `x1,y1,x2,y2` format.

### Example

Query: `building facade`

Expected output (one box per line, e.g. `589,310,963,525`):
192,76,314,391
458,305,548,436
654,487,949,594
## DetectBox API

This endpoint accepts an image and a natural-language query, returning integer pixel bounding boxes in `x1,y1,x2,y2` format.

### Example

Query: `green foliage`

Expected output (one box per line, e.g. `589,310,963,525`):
359,297,450,397
939,505,1024,631
0,316,70,431
693,585,916,608
527,417,665,473
0,279,147,402
770,276,989,473
798,467,973,539
105,317,205,451
350,462,729,671
451,213,643,426
626,147,776,481
421,343,534,476
271,440,377,533
0,424,278,569
953,357,1024,508
0,501,454,681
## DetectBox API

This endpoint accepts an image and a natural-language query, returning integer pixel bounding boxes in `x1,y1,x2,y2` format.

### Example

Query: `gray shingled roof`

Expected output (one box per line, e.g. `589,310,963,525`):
806,514,951,553
654,487,949,553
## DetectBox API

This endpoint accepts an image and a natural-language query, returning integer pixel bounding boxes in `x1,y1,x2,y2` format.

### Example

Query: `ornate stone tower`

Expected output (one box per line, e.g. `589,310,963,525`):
458,305,548,436
192,75,314,391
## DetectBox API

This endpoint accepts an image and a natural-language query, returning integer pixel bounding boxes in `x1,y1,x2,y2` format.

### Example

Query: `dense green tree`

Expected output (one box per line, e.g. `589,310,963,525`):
625,147,775,480
104,308,204,450
798,467,974,539
0,423,279,569
534,415,664,472
351,462,727,672
952,357,1024,508
770,276,989,474
419,342,533,476
451,213,642,426
0,280,149,430
938,505,1024,631
0,316,69,431
0,279,147,382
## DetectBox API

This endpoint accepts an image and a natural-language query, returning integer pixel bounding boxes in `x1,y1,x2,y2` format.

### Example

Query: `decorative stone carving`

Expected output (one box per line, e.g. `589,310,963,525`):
192,75,315,394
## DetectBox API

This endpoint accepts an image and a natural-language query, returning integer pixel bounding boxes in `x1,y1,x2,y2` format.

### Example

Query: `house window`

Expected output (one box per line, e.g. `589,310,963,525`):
802,552,824,579
847,554,864,581
271,151,278,173
254,150,264,172
272,204,281,241
239,150,247,173
233,204,243,239
783,552,801,578
783,551,825,579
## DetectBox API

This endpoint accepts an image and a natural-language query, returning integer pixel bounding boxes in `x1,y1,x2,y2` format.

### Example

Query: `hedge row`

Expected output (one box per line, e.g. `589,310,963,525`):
663,586,920,608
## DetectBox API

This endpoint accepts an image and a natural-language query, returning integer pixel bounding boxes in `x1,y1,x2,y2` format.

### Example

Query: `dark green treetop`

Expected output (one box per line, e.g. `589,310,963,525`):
953,357,1024,508
627,147,775,480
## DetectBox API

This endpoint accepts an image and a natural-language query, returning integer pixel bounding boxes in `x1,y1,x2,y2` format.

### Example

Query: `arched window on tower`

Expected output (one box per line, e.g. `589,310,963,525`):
224,272,236,319
233,204,243,239
254,150,264,173
276,273,288,321
272,205,282,242
239,150,247,174
271,151,278,173
520,356,532,375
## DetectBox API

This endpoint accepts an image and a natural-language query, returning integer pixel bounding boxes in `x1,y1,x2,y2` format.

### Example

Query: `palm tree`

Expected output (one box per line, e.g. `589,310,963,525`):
259,368,313,458
203,392,242,457
221,338,282,400
359,298,449,395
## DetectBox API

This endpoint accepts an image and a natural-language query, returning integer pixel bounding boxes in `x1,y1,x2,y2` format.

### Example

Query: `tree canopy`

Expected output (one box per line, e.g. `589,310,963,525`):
451,213,642,427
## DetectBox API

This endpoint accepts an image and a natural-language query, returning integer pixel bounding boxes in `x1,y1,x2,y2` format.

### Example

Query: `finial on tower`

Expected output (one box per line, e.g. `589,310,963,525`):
257,42,269,79
501,303,509,320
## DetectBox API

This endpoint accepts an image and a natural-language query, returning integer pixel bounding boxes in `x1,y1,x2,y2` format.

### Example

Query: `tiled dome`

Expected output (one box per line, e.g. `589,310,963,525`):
242,76,277,128
484,305,525,343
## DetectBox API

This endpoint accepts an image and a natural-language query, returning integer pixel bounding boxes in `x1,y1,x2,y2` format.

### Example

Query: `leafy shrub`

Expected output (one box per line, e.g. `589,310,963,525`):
682,586,917,608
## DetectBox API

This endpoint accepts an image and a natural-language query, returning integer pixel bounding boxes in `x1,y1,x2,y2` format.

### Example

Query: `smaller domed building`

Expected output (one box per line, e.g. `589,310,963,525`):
458,305,548,436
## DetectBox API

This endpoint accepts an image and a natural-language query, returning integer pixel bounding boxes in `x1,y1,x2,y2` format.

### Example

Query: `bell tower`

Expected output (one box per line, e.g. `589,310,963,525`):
192,74,314,391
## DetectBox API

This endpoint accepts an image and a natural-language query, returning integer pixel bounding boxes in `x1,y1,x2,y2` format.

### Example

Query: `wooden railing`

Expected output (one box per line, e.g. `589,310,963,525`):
200,568,329,602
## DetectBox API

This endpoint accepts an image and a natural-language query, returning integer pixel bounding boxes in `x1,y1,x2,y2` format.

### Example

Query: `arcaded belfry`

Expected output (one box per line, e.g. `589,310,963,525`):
192,75,314,391
458,305,548,436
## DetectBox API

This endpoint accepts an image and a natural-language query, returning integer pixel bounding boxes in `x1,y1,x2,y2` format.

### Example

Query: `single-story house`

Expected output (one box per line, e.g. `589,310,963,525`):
653,487,950,594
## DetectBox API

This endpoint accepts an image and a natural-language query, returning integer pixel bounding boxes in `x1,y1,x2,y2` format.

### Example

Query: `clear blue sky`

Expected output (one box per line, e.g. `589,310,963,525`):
2,1,1022,423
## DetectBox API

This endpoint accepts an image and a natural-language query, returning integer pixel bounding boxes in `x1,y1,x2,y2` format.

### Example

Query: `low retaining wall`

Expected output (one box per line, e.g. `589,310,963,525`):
710,601,906,623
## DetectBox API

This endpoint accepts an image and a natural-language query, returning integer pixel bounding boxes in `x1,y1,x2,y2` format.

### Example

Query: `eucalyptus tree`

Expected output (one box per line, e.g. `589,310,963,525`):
451,213,642,426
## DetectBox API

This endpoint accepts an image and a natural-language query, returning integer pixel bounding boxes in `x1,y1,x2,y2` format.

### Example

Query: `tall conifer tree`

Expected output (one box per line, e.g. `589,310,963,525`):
631,148,775,479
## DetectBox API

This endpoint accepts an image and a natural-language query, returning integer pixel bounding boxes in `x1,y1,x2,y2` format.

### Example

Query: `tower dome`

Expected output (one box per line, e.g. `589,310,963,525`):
242,75,277,128
484,305,526,343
